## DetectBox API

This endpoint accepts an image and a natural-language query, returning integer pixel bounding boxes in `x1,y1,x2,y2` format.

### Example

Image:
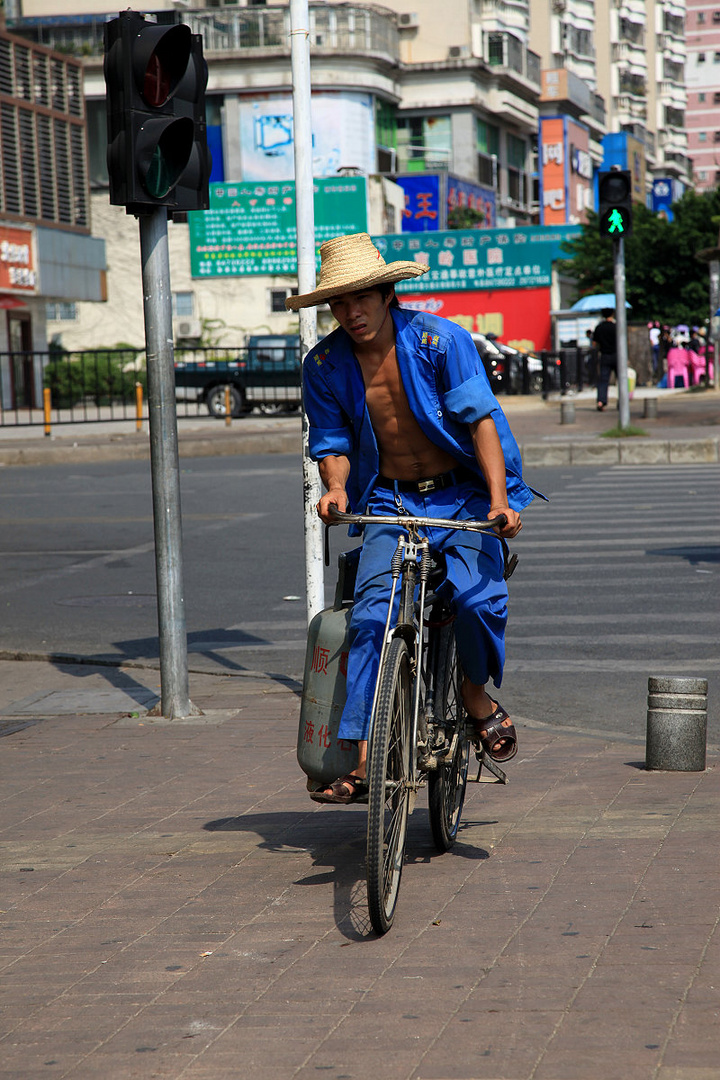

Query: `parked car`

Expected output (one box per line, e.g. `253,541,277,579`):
174,335,301,418
483,334,545,394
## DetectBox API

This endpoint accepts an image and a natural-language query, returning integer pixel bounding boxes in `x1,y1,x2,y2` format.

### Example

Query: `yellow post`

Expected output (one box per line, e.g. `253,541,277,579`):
135,382,143,431
43,387,52,437
225,384,232,427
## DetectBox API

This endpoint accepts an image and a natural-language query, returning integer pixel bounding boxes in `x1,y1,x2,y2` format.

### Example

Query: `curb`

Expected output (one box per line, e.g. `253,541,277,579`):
521,436,720,467
0,428,302,467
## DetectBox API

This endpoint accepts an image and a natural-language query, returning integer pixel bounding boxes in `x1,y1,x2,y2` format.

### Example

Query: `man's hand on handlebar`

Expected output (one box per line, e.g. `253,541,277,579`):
489,505,522,540
316,488,349,525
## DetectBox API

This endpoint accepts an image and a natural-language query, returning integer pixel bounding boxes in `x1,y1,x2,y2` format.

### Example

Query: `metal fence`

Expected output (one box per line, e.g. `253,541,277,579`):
0,345,303,427
0,344,587,429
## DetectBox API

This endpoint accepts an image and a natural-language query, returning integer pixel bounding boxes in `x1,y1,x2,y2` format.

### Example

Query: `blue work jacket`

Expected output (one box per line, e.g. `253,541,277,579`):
302,306,539,523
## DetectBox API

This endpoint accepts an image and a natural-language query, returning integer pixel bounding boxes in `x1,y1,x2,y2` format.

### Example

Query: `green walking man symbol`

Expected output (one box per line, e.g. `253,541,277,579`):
607,208,625,234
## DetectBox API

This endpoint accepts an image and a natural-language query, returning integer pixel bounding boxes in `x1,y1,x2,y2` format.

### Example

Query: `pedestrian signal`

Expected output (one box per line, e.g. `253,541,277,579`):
104,11,211,214
598,170,632,237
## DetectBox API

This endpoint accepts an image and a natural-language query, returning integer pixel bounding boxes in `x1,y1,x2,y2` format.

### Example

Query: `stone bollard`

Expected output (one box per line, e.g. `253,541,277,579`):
646,676,708,771
643,397,658,419
560,400,576,424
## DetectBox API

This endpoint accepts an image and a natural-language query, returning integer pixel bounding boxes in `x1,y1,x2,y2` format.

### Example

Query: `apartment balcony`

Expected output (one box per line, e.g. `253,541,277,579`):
8,3,399,64
484,31,541,89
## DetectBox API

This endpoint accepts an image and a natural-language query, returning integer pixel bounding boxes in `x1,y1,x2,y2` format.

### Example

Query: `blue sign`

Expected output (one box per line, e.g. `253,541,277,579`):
447,176,496,228
397,175,441,232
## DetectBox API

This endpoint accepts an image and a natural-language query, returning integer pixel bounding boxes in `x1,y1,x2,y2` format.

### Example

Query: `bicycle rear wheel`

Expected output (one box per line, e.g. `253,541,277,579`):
427,628,470,852
366,636,412,935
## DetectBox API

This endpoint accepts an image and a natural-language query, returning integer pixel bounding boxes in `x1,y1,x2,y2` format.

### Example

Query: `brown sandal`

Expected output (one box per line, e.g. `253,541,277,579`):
471,703,517,763
309,773,367,805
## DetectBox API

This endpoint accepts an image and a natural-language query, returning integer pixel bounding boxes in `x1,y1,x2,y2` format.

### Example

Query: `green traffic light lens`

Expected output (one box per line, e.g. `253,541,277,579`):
139,117,194,198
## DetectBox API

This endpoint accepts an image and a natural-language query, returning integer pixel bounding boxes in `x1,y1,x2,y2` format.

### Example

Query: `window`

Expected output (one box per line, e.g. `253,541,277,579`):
699,132,707,142
699,93,706,102
714,93,720,104
715,52,720,63
713,131,720,143
507,134,526,170
699,53,706,63
46,302,77,321
698,169,707,180
172,292,194,317
270,287,297,313
715,169,720,182
698,11,705,22
714,11,720,22
396,115,452,171
477,118,500,157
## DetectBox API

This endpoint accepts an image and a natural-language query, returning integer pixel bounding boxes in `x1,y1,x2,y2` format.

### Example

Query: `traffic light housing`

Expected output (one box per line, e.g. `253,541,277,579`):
598,169,632,238
104,11,211,214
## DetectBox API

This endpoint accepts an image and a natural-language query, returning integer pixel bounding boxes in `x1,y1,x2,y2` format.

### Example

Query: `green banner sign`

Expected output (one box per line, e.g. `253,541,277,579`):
375,225,581,293
189,178,367,278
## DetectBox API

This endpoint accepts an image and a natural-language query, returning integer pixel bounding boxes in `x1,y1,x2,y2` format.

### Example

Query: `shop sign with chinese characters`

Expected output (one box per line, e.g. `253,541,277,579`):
375,225,580,294
188,177,367,277
0,225,37,294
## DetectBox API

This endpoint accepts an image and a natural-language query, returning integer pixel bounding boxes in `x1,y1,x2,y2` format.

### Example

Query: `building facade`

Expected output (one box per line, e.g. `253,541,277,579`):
0,14,106,408
685,0,720,191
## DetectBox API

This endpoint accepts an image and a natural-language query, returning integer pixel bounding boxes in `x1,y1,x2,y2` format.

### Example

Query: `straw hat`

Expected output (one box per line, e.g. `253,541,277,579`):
285,232,429,310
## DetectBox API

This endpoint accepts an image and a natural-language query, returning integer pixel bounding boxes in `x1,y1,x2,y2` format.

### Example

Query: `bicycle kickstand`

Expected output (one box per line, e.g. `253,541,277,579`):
469,747,509,785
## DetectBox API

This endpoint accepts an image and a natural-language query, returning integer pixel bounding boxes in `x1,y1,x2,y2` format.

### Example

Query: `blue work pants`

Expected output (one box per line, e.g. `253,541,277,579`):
339,480,508,741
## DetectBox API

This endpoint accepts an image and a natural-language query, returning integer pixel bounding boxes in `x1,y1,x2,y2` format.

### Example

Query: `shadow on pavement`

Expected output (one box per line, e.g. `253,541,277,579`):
203,809,491,941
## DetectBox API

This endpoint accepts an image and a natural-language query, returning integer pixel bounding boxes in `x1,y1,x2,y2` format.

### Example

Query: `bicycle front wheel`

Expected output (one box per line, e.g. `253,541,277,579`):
427,628,470,852
366,636,412,935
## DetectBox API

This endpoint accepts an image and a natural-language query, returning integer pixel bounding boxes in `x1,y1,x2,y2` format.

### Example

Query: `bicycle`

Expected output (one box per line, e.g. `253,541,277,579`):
328,507,517,935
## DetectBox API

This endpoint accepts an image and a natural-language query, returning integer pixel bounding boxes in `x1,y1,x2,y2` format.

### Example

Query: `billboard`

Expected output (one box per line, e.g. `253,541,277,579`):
539,116,592,226
189,178,367,277
238,91,375,182
396,174,496,231
398,287,552,352
374,225,580,294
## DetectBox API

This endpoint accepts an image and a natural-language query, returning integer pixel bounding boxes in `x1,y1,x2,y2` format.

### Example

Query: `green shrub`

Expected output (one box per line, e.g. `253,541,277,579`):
44,351,146,408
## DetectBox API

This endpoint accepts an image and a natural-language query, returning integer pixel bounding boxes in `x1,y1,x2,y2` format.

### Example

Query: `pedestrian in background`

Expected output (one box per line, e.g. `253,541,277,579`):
649,320,661,380
592,308,617,411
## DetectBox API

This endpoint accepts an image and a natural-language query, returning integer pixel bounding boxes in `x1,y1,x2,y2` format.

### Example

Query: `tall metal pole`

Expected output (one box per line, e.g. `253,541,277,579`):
289,0,324,622
614,236,631,430
139,207,193,719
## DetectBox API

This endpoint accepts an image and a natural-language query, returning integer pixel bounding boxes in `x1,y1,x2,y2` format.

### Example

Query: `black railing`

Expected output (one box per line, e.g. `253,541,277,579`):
0,346,302,427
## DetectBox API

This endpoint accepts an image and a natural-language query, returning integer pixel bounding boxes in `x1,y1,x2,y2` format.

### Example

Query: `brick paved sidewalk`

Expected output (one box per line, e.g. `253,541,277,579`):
1,670,718,1080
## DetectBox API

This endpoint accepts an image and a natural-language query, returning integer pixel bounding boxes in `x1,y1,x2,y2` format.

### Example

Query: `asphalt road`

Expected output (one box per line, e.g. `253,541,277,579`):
1,455,718,740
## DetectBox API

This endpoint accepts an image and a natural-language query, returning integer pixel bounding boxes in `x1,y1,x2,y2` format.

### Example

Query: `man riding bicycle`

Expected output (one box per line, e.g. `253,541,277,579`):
287,232,539,804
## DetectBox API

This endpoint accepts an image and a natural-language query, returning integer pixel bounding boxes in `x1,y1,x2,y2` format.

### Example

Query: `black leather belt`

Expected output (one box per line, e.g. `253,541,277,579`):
375,465,472,495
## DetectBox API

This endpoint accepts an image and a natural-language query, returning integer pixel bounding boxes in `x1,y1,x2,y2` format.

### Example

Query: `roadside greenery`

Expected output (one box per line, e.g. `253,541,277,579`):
44,348,146,408
557,189,720,327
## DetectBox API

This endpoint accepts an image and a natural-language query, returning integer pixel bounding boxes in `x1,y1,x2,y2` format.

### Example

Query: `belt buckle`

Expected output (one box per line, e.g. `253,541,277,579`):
418,478,436,493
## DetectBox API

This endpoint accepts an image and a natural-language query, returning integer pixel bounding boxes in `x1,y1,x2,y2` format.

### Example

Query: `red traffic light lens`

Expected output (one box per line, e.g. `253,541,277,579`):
135,24,192,107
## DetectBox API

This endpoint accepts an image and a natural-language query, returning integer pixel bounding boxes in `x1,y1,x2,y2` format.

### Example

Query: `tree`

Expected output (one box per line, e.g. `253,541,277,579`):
557,188,720,326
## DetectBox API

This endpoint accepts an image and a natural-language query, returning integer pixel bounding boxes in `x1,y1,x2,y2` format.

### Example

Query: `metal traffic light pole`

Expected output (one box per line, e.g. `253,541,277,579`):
613,237,631,430
140,208,194,719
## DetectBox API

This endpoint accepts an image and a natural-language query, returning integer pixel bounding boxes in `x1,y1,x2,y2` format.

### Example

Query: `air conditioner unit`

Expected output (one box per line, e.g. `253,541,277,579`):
173,318,202,341
448,44,470,59
398,12,419,28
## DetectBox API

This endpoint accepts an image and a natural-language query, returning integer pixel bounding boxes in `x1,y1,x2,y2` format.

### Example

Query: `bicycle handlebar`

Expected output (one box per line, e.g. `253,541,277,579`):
328,507,507,532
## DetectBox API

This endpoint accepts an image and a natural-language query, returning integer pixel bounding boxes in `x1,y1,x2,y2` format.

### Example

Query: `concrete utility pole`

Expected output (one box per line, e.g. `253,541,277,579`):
289,0,324,623
139,208,194,719
613,236,631,430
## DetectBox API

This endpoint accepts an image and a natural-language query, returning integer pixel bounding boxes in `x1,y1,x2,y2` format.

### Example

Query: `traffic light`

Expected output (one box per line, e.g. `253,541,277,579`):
104,11,211,214
598,169,633,238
